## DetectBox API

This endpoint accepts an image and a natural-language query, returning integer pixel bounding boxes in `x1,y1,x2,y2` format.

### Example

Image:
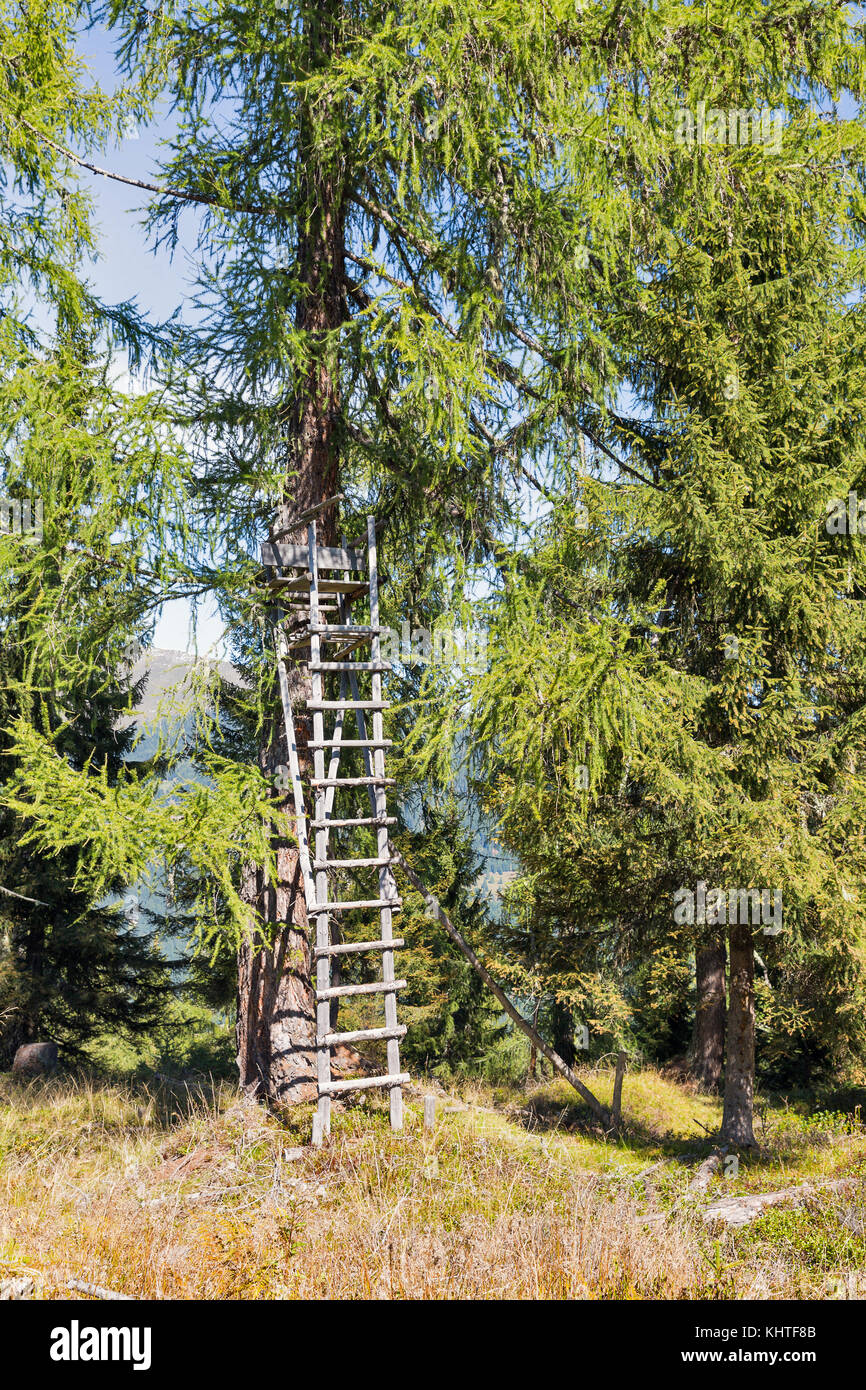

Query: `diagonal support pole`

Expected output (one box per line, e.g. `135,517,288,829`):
388,847,612,1127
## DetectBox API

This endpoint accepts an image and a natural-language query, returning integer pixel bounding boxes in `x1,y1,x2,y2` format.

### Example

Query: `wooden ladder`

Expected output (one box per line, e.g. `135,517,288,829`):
261,515,407,1143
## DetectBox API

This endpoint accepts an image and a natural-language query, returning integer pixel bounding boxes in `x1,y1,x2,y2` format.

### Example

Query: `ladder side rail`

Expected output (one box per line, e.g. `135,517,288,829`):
367,515,404,1131
309,521,332,1141
275,653,315,901
272,570,315,907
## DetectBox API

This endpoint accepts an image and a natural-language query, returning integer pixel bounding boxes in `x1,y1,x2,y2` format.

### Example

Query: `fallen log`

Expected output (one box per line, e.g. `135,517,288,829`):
66,1278,134,1301
703,1177,858,1228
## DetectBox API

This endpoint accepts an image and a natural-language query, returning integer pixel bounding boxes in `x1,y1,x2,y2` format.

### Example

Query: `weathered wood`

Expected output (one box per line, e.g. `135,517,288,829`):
310,897,402,913
367,515,403,1132
388,847,611,1126
65,1279,134,1301
316,978,407,1001
310,776,396,787
319,1072,410,1095
308,699,388,710
688,1152,722,1194
309,739,392,748
310,624,383,635
310,522,332,1142
319,1024,407,1046
275,576,369,595
267,513,407,1129
310,815,395,829
263,541,364,570
314,937,405,956
703,1178,856,1228
313,856,389,869
310,662,391,673
424,1096,436,1129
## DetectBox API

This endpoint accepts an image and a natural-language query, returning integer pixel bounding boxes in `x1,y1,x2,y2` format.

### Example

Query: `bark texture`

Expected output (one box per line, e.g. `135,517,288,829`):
235,0,345,1106
720,924,756,1145
690,938,726,1091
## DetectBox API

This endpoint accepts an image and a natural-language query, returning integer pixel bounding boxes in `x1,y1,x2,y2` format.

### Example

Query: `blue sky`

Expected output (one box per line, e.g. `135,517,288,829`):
76,21,227,656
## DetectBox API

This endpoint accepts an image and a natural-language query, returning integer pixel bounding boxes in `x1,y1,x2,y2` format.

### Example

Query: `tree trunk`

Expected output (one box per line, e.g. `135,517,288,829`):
235,0,345,1107
721,924,756,1145
690,938,726,1091
551,997,577,1068
528,998,540,1081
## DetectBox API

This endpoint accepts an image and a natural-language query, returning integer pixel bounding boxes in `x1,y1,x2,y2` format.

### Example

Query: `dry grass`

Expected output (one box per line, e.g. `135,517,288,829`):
1,1068,864,1300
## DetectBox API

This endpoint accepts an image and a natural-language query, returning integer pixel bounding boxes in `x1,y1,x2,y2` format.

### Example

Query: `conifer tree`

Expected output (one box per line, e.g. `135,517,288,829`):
100,0,636,1103
0,0,190,1063
405,2,866,1144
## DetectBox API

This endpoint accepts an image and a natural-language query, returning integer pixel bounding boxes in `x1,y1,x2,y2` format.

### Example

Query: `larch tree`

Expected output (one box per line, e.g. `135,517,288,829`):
100,0,642,1105
0,0,196,1059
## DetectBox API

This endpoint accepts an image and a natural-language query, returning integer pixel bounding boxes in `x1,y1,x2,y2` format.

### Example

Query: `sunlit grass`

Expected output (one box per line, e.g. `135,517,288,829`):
0,1067,864,1300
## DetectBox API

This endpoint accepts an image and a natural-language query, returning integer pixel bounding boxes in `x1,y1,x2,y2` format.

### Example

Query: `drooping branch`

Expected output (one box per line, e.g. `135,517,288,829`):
0,883,51,907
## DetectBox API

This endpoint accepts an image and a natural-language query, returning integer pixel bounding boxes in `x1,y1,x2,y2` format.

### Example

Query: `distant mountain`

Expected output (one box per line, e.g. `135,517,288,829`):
123,648,239,726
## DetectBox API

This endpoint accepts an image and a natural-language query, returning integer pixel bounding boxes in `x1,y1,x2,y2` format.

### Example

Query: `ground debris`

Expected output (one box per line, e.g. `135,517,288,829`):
703,1177,858,1227
0,1276,36,1300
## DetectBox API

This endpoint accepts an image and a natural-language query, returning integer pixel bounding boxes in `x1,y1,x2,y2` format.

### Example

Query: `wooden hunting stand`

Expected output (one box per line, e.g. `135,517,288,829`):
262,513,408,1145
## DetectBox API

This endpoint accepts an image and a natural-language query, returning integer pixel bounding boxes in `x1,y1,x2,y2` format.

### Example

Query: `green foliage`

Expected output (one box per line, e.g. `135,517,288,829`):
393,801,506,1076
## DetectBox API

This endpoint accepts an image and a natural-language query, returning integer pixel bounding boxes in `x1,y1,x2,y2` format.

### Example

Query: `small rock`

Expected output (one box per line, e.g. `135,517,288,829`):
12,1042,58,1078
282,1147,305,1163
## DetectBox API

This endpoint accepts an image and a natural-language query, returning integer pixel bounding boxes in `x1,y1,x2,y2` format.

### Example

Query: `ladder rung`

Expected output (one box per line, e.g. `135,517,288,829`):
316,978,407,1001
310,898,402,913
310,816,395,828
285,603,340,612
311,625,381,635
318,1025,407,1046
309,739,393,748
278,577,369,595
313,856,390,869
311,776,395,787
308,700,388,710
314,937,405,956
318,1072,409,1095
310,662,391,672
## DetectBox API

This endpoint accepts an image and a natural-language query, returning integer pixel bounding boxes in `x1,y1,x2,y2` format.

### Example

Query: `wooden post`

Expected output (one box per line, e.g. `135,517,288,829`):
612,1050,626,1131
424,1096,436,1129
368,517,403,1132
310,522,332,1142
